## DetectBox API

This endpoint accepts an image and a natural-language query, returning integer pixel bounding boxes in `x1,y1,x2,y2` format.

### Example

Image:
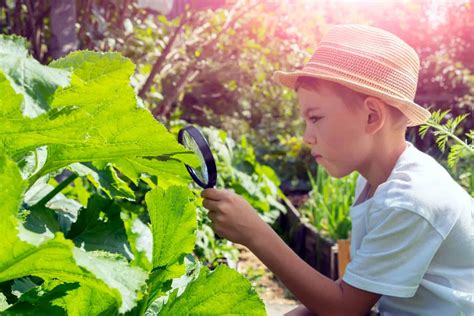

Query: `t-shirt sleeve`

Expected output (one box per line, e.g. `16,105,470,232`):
342,207,444,298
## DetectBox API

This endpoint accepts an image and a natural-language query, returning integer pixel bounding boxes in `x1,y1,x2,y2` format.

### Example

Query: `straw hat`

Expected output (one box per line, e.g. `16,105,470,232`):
273,24,431,126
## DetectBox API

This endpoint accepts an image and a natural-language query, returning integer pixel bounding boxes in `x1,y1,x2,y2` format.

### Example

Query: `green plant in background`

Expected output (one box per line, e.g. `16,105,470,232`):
204,126,288,224
168,121,288,268
0,35,265,315
419,110,474,196
2,0,472,198
169,122,287,224
300,167,358,241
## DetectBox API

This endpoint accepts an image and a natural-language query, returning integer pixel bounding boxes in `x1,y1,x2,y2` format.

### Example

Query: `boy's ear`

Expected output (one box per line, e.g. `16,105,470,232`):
363,97,386,134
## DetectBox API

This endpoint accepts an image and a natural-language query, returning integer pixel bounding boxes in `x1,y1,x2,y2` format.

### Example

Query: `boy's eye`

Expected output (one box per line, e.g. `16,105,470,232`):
309,116,322,124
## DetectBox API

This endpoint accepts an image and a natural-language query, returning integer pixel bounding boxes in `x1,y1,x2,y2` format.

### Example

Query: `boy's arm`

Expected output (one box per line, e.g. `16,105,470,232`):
201,188,380,315
248,223,380,316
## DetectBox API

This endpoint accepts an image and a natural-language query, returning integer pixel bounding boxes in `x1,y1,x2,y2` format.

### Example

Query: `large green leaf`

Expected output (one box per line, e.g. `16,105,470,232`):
0,71,23,119
160,265,266,315
0,153,146,313
145,186,197,268
53,282,118,316
73,250,148,313
113,157,191,188
143,186,197,311
0,151,27,224
0,35,70,118
0,42,199,181
4,280,119,316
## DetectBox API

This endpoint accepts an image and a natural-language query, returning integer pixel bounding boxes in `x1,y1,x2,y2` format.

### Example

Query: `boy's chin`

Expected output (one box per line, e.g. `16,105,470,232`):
323,166,355,178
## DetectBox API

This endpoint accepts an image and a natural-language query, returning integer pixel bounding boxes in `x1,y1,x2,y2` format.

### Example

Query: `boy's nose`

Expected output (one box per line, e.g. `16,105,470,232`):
303,129,316,145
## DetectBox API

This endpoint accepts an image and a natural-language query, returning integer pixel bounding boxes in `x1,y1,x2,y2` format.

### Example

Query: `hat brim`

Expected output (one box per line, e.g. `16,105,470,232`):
272,70,431,127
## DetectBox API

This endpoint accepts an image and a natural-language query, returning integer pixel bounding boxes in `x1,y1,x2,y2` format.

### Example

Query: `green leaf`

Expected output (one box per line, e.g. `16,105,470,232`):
418,124,429,139
0,50,199,182
47,280,118,316
121,213,153,271
73,250,148,313
0,70,23,119
66,194,132,259
0,153,145,314
0,229,125,311
2,282,75,315
6,279,119,316
0,35,71,118
0,292,10,312
69,162,135,200
447,144,463,169
23,177,82,234
467,130,474,141
0,151,27,221
113,157,192,189
145,186,197,268
145,263,186,309
160,265,265,315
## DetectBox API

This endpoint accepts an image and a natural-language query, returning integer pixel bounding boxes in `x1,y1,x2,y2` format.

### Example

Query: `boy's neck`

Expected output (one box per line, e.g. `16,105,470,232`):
358,138,408,197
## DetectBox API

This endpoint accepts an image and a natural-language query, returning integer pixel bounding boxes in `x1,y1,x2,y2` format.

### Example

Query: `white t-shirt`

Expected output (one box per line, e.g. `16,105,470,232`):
342,141,474,315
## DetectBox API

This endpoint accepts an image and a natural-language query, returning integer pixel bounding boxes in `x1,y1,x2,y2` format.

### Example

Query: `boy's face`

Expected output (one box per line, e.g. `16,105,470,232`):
298,85,370,178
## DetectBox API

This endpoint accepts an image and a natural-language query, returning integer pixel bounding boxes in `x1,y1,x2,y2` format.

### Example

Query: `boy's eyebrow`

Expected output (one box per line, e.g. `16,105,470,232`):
302,106,321,117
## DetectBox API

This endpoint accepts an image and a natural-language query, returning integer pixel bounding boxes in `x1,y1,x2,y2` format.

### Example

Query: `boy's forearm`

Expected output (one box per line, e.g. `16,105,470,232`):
246,224,344,315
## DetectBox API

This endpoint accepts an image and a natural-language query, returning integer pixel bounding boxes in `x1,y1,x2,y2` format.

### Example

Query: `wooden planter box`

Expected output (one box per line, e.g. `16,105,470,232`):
274,197,342,280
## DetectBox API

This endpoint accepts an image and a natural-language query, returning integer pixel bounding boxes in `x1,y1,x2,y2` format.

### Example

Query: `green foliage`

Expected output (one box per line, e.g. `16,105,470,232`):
160,265,265,315
300,167,358,241
168,122,287,268
419,110,474,195
0,36,265,315
0,34,71,117
2,1,473,192
205,127,287,224
145,186,196,269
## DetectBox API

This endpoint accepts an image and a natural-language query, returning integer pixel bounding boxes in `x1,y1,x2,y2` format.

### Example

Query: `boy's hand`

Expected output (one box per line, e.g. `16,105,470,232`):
201,188,267,246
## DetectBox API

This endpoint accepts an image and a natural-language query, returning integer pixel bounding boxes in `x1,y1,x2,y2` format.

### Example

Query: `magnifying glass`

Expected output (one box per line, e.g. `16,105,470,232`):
178,125,217,189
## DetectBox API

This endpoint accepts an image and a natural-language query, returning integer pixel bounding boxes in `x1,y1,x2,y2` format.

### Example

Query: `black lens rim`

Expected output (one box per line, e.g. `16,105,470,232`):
177,125,217,188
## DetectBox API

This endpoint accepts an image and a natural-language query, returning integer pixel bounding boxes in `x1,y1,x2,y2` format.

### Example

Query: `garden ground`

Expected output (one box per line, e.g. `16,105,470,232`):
236,244,299,315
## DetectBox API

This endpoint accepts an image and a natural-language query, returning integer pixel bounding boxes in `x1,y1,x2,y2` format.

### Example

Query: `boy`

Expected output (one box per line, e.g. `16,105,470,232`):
201,24,473,315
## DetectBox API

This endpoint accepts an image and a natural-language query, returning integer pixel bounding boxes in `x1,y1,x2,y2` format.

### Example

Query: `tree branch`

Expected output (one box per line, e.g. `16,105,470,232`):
152,65,199,117
150,0,262,118
138,12,190,98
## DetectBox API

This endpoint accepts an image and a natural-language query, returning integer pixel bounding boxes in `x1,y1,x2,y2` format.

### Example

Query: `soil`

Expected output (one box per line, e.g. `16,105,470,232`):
234,193,311,307
235,243,298,305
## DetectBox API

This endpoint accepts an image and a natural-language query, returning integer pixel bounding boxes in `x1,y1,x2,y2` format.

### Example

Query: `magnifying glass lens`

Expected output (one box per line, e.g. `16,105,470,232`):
178,125,217,188
182,131,208,183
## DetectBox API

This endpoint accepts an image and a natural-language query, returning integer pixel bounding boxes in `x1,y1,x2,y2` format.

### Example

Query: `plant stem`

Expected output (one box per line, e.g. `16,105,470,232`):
425,122,474,153
34,173,78,207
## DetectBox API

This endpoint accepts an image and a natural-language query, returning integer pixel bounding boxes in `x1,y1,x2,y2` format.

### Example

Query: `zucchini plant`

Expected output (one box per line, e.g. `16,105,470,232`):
0,35,265,315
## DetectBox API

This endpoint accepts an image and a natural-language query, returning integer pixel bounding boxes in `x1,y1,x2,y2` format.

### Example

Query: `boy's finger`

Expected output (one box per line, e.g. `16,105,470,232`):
201,188,223,200
202,198,220,212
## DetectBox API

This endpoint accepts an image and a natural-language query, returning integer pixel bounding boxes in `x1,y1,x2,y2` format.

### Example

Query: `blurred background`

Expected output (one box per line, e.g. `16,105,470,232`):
1,0,472,193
